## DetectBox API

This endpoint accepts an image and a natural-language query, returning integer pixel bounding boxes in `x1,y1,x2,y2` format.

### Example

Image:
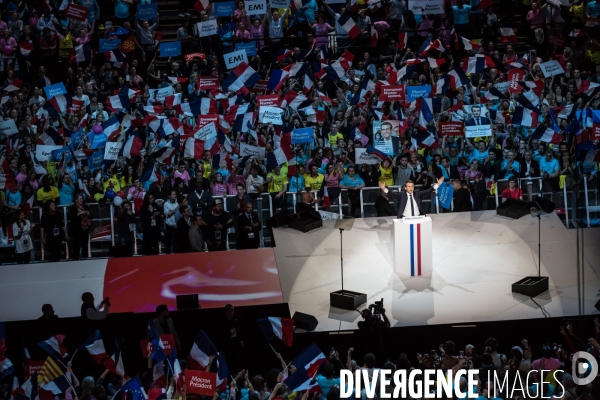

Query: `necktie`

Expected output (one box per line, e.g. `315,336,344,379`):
476,118,480,126
409,194,415,216
247,214,252,223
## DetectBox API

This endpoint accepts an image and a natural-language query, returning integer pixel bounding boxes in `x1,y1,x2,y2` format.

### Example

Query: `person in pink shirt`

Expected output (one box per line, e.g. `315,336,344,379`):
235,22,251,40
75,20,95,45
212,172,228,196
417,15,434,38
249,18,264,49
172,163,191,187
127,178,146,213
531,346,562,382
15,163,28,190
526,2,544,32
312,15,334,48
323,162,342,204
234,1,250,28
227,170,245,194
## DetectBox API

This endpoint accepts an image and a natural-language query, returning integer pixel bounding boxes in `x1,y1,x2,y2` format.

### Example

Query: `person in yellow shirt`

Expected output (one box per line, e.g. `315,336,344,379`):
265,165,289,210
305,164,324,192
327,122,344,150
202,151,213,180
378,159,396,186
569,0,586,23
36,176,60,205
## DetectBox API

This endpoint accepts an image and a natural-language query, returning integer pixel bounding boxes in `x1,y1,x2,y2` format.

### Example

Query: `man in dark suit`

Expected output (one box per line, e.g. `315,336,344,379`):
437,156,461,181
465,105,491,126
519,150,540,179
237,202,261,249
378,176,444,218
482,149,501,181
375,189,394,216
176,206,193,253
452,180,473,212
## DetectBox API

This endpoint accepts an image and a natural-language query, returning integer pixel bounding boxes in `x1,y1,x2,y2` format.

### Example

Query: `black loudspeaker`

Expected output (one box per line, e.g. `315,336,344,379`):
497,198,531,219
267,211,290,228
595,299,600,313
532,196,556,214
292,311,318,331
176,294,200,310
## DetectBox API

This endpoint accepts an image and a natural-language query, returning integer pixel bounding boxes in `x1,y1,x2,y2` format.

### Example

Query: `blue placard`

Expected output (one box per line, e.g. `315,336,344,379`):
43,82,67,99
214,1,235,16
137,3,157,20
235,41,257,57
292,127,313,144
436,182,454,210
51,146,73,163
160,41,181,57
88,131,108,149
99,39,121,52
88,148,105,171
405,85,432,102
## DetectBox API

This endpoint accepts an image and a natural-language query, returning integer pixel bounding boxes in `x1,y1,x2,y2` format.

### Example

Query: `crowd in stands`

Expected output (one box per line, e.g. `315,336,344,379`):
1,298,599,400
0,0,599,262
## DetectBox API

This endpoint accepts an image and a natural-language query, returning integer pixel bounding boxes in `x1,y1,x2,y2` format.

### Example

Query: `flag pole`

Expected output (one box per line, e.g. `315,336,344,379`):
69,349,79,363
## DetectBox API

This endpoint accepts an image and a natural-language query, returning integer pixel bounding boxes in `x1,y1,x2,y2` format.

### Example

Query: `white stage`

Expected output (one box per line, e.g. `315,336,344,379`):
272,211,600,332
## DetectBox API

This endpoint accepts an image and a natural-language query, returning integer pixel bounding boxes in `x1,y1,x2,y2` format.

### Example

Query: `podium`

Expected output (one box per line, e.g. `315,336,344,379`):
393,217,432,276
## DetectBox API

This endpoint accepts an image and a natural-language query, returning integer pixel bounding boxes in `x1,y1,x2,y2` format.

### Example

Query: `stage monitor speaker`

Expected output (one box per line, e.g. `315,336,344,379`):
292,311,318,331
496,198,531,219
532,196,556,214
595,299,600,313
267,211,290,228
176,294,200,310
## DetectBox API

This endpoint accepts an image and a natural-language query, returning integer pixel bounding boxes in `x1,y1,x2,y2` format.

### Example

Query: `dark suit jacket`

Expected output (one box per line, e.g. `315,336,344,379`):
176,217,192,252
453,188,473,212
482,160,501,180
237,212,261,249
375,195,394,217
519,159,540,178
436,165,460,180
386,186,436,218
465,117,491,126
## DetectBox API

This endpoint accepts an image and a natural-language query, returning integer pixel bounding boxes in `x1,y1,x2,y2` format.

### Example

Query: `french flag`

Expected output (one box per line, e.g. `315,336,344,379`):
419,39,445,57
140,159,159,183
183,137,205,160
194,0,210,12
460,54,494,74
283,343,327,392
201,98,218,114
500,28,517,43
370,25,378,48
122,130,144,158
103,339,125,377
20,41,33,57
576,143,600,163
410,128,437,150
518,80,545,97
447,67,470,90
532,124,562,144
577,80,600,97
216,353,230,392
324,61,345,80
37,127,65,146
516,90,541,112
512,106,538,127
37,335,68,359
452,31,480,51
69,42,91,63
350,77,375,106
337,12,359,39
489,109,512,125
275,48,292,62
106,49,127,70
221,62,261,95
397,32,407,50
234,111,256,132
257,317,294,346
106,86,136,112
164,93,182,110
427,57,445,68
481,87,507,103
80,330,107,364
102,116,122,139
283,91,313,110
366,146,390,162
152,146,177,165
47,94,72,114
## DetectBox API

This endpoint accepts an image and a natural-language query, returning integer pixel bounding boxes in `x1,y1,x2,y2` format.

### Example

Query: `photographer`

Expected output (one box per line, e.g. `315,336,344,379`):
357,307,390,330
81,292,111,321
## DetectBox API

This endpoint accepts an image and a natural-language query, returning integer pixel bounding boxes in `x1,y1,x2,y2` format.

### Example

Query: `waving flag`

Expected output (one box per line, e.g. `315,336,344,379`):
532,124,562,144
337,12,359,38
489,109,512,125
366,146,391,162
397,32,407,50
122,376,147,400
106,86,136,112
370,25,378,48
47,94,72,114
447,67,469,90
452,31,480,51
460,54,494,74
148,320,166,363
516,90,541,113
257,317,294,346
577,80,600,97
118,35,140,54
481,87,507,103
37,336,68,359
419,39,445,57
0,356,14,380
284,343,327,392
410,128,437,150
37,357,64,387
323,61,345,80
216,353,230,392
79,331,107,364
37,128,65,146
500,28,517,42
350,77,375,105
20,41,33,57
221,62,261,95
69,42,91,63
267,69,290,92
103,339,125,377
512,106,538,127
106,49,127,70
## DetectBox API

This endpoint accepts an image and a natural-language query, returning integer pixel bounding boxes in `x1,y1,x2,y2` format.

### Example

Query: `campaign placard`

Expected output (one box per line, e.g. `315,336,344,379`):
36,145,63,161
43,82,67,99
223,50,248,69
235,41,257,57
214,1,235,16
593,124,600,140
185,370,217,396
197,114,219,129
104,142,123,161
438,121,464,137
408,0,444,14
245,0,267,15
137,3,158,20
354,148,379,165
291,127,313,144
160,41,181,57
465,125,492,138
256,94,281,107
194,122,217,140
251,80,269,94
0,119,18,136
64,3,89,21
508,69,525,94
379,85,405,101
140,334,175,357
405,85,431,102
240,143,266,159
149,87,174,103
270,0,289,7
540,60,565,77
184,52,206,61
259,106,283,124
197,76,221,90
197,20,218,37
494,81,510,94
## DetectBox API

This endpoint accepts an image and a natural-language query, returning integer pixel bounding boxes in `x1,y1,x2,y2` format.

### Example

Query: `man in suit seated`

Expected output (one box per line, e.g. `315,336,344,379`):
452,179,473,212
465,105,491,126
237,202,261,249
378,176,444,218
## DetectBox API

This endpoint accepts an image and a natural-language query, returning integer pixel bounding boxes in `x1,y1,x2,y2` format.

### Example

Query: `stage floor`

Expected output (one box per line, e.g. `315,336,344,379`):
272,211,600,332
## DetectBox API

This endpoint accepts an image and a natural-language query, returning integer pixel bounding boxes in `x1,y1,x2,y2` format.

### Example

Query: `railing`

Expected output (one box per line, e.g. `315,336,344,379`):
1,175,597,262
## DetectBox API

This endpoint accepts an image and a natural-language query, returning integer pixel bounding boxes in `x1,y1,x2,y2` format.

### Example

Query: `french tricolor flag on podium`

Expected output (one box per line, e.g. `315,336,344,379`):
408,224,423,276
